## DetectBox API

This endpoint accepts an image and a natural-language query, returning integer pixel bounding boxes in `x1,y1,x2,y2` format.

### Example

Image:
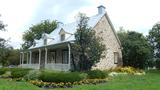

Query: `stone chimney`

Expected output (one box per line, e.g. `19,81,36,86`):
97,5,106,14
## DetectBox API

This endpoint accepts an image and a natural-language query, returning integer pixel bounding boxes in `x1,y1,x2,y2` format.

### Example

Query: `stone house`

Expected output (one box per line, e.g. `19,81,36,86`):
20,5,123,71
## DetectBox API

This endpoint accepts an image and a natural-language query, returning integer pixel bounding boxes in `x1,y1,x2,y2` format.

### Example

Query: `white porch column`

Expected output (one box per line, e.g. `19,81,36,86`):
39,49,41,67
27,52,29,64
45,48,48,65
22,52,24,65
68,43,71,69
29,51,32,64
20,52,22,66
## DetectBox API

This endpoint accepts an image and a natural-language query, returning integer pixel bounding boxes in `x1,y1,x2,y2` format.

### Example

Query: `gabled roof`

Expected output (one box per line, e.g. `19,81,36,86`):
29,12,106,49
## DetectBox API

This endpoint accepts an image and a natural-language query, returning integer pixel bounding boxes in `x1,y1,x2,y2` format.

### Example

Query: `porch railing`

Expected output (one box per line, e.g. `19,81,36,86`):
21,64,40,69
21,63,70,71
45,63,70,71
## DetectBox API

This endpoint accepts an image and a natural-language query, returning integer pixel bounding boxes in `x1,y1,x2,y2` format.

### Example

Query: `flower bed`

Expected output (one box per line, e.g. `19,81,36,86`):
0,68,108,88
108,66,145,76
29,79,107,88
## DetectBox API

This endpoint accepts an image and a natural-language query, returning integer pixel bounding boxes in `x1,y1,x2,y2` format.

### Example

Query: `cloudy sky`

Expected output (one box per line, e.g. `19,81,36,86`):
0,0,160,49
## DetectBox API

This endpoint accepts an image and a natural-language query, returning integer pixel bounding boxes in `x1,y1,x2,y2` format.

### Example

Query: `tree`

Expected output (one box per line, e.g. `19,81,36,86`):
0,15,6,31
22,20,57,49
148,23,160,58
7,49,20,65
0,39,19,66
117,28,152,69
71,13,105,71
0,15,19,66
0,38,12,66
0,15,11,66
147,23,160,69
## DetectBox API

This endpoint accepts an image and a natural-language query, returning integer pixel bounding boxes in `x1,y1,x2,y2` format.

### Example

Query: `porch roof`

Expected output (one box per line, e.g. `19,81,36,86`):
22,40,74,52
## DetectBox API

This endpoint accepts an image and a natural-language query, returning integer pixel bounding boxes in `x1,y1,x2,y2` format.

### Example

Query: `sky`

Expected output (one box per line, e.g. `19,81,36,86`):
0,0,160,49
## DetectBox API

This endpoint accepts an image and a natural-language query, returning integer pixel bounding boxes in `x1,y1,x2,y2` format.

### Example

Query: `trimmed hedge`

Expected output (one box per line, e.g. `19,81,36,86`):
0,68,108,82
87,70,107,79
39,71,87,83
0,68,32,78
10,68,32,78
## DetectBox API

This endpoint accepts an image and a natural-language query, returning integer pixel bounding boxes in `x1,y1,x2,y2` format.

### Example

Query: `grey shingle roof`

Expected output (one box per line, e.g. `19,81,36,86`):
29,12,105,49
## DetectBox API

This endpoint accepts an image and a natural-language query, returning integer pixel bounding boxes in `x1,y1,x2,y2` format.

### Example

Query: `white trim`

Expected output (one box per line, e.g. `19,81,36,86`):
22,52,24,65
29,51,32,64
45,48,48,65
20,52,22,65
39,49,41,66
68,43,71,70
27,52,29,64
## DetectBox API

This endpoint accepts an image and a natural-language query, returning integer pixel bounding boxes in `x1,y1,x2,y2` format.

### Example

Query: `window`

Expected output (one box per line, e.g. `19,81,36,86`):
33,52,39,64
61,34,65,41
44,39,47,45
48,51,56,63
62,50,68,64
114,52,119,64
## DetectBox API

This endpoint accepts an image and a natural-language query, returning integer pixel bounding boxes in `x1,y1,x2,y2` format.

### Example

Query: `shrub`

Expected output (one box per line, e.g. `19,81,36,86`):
0,68,11,75
155,59,160,70
0,68,7,75
0,68,32,78
24,70,41,80
10,68,32,78
39,71,87,83
87,70,107,79
1,71,11,78
9,68,32,72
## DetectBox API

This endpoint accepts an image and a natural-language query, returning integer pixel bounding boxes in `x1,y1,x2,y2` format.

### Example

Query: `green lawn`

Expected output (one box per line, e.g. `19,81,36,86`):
0,70,160,90
0,79,41,90
53,70,160,90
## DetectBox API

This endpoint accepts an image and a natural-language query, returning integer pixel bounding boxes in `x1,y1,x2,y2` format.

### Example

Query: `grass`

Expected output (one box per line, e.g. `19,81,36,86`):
0,79,41,90
0,70,160,90
52,70,160,90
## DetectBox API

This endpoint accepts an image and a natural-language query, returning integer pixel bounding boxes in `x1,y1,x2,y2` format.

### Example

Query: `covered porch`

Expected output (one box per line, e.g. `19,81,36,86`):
19,42,71,71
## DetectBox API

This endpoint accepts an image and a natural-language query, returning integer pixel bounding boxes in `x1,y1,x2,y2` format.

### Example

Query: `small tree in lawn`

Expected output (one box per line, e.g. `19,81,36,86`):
71,13,105,71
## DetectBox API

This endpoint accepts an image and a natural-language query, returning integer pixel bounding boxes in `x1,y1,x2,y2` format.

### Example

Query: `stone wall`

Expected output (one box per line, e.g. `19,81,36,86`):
92,14,123,70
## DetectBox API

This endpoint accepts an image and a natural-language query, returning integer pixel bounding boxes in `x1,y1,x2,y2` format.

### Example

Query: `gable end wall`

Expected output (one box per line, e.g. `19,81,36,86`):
92,14,123,70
